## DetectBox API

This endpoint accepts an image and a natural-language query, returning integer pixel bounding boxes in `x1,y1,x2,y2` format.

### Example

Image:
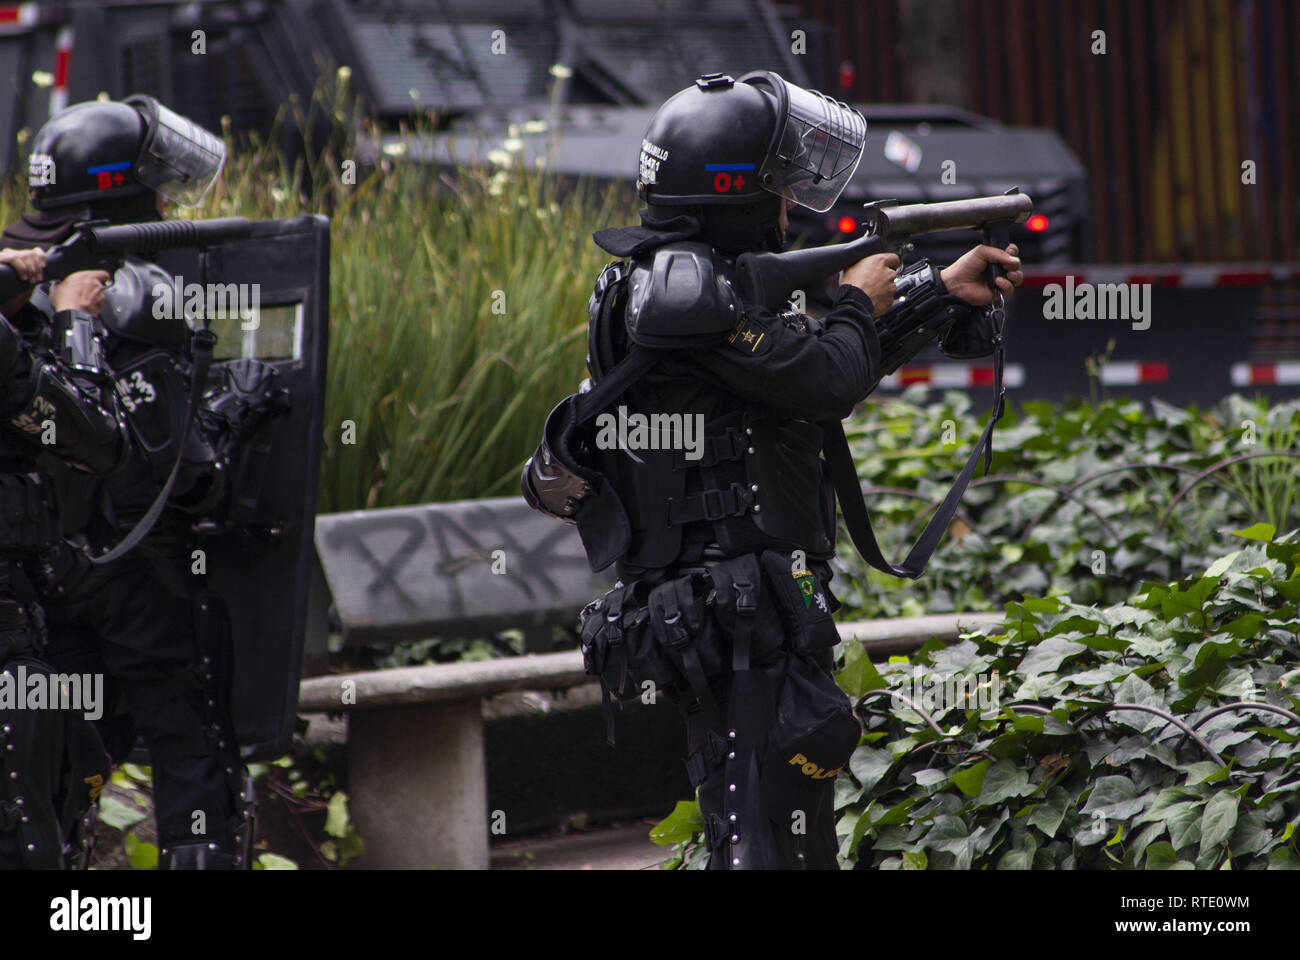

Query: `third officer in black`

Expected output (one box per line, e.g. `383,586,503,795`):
2,96,275,868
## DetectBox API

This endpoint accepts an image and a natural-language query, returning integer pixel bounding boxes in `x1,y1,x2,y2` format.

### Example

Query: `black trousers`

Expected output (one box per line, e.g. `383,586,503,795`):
42,553,239,851
677,630,841,870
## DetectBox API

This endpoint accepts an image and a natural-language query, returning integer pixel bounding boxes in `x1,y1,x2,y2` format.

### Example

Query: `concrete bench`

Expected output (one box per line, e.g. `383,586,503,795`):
298,603,1003,869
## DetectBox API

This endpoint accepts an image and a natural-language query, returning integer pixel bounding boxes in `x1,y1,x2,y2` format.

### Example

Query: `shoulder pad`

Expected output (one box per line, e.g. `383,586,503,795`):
102,255,194,349
625,241,741,347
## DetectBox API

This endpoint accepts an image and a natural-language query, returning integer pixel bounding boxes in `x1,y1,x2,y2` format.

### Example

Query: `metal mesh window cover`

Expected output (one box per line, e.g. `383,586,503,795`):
348,10,561,113
566,0,802,102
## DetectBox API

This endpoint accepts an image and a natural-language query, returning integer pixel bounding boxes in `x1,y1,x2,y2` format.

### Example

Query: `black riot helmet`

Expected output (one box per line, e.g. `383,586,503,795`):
636,71,866,252
28,94,225,214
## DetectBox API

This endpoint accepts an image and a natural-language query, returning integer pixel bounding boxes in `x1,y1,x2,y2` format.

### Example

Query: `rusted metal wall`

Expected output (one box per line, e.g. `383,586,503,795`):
789,0,1299,265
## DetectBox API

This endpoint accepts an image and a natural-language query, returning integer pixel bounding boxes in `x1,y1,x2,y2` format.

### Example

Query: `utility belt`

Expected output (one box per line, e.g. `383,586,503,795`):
579,548,859,770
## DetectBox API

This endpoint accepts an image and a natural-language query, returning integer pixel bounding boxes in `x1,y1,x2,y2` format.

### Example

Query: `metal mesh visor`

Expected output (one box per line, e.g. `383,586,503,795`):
135,100,225,207
758,81,865,212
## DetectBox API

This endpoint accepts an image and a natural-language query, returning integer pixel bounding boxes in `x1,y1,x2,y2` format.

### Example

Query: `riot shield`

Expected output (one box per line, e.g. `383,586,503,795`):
154,214,329,762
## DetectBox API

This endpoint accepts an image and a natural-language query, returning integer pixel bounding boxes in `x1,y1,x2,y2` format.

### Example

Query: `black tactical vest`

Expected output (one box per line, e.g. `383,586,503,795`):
581,253,835,575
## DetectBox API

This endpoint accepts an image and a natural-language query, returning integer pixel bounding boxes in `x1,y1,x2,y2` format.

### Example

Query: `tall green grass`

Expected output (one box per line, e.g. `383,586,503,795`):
2,84,637,511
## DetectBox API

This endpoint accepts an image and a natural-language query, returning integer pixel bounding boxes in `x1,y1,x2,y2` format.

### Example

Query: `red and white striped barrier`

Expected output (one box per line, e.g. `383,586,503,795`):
0,3,38,31
877,363,1025,390
1022,264,1300,289
1231,363,1300,387
1098,362,1169,386
49,24,73,116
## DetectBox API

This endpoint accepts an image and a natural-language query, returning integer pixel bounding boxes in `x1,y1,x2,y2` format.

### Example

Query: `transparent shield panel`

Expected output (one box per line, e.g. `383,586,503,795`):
757,81,866,212
206,302,304,362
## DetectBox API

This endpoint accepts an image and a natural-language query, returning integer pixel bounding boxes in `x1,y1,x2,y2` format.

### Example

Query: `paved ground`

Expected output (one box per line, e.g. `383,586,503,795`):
490,820,668,870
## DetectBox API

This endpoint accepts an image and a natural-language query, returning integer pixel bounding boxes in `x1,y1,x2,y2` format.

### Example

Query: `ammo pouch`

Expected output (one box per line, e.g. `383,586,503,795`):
112,349,189,484
580,571,726,743
758,549,840,656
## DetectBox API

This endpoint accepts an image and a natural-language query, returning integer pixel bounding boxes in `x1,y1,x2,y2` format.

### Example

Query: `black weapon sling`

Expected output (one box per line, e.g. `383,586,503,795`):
821,305,1008,580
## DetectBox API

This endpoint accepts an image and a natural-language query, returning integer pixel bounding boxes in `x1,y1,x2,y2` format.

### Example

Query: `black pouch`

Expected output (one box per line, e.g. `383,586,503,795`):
579,581,655,702
759,550,840,655
580,575,720,742
647,574,726,705
705,553,785,669
938,306,997,359
760,652,862,822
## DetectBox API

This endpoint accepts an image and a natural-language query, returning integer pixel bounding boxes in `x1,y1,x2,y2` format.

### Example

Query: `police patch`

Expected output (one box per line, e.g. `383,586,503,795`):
725,313,771,356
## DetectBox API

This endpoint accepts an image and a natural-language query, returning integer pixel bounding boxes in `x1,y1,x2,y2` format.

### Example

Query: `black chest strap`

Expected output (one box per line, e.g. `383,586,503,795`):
570,343,662,428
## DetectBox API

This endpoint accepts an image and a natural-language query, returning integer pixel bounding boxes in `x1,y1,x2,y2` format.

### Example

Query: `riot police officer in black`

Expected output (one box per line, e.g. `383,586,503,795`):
0,245,131,868
525,71,1023,869
2,96,263,868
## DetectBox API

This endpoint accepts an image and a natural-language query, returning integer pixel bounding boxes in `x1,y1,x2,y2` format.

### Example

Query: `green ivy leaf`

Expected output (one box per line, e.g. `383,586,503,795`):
99,795,146,832
1165,802,1205,851
1144,841,1178,869
849,746,894,794
996,832,1038,869
873,797,915,826
1231,523,1276,542
835,643,887,699
900,850,928,870
1081,775,1146,821
325,791,351,839
1017,636,1087,678
951,759,991,798
649,800,704,846
1198,791,1240,855
977,760,1032,806
1026,786,1072,838
1223,612,1268,640
123,833,158,870
257,853,299,870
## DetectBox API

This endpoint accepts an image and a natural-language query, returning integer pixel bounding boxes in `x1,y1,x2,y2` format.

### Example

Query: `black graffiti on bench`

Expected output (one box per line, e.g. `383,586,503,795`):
322,504,593,629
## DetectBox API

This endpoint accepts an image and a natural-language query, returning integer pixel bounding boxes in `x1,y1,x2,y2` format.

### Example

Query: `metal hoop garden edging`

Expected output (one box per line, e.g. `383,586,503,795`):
864,474,1122,548
854,486,995,551
862,697,1227,766
856,688,945,736
1156,450,1300,531
1020,461,1214,542
1189,701,1300,729
858,450,1300,552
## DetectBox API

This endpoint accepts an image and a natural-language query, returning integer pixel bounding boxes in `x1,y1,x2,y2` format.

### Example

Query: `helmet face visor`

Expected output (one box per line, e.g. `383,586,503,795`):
751,75,866,212
129,97,226,207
